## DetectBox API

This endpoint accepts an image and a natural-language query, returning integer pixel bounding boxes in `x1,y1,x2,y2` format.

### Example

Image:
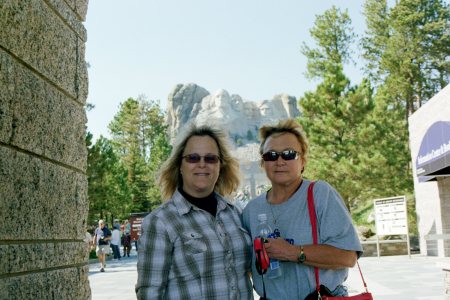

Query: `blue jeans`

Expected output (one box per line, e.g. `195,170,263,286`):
111,244,121,259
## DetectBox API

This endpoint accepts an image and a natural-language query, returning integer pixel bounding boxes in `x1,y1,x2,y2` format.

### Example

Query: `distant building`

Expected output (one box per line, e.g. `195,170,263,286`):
408,84,450,257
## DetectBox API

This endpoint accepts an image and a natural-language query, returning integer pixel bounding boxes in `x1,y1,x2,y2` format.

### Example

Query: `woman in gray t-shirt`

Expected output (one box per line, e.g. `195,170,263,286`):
242,119,362,299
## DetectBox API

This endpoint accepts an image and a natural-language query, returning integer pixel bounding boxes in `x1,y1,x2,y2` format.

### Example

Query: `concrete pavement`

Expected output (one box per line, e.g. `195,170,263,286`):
345,255,448,300
88,252,260,299
89,254,449,299
89,255,138,299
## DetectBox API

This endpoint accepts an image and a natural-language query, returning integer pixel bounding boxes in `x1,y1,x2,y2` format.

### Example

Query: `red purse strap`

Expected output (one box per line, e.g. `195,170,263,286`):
307,181,369,294
306,181,320,292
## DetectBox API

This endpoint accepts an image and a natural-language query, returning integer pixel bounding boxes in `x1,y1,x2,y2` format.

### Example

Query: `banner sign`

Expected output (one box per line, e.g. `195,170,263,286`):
416,121,450,177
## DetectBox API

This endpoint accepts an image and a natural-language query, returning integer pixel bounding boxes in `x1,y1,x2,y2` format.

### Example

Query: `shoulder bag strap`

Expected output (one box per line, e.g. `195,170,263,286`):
356,260,369,293
306,181,320,292
307,181,370,294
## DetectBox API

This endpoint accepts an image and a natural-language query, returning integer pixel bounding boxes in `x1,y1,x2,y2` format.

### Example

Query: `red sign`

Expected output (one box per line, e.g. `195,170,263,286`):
129,212,149,241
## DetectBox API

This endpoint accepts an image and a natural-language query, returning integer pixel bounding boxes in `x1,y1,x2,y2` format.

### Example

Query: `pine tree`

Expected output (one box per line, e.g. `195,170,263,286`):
299,7,375,211
108,96,171,212
362,0,450,118
86,134,130,224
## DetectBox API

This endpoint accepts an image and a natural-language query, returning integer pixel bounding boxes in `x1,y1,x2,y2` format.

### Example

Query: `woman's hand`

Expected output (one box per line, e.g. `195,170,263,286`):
263,238,295,261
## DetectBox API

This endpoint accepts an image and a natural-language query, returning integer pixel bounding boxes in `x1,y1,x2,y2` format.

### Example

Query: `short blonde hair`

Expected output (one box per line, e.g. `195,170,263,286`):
158,123,241,200
259,119,309,164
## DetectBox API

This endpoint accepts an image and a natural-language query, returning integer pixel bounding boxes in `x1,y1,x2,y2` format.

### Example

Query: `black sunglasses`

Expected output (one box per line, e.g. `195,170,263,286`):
262,150,299,161
182,153,220,164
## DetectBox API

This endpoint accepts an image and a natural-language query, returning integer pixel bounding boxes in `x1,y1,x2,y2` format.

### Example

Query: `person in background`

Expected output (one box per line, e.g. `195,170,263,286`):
124,219,131,235
242,119,362,299
110,223,121,260
113,219,121,232
122,220,131,257
84,229,92,255
92,220,112,272
120,223,125,256
134,238,138,252
135,123,253,300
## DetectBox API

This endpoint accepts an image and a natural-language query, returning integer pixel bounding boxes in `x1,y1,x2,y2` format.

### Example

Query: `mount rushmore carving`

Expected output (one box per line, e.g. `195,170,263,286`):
166,83,301,148
165,83,301,196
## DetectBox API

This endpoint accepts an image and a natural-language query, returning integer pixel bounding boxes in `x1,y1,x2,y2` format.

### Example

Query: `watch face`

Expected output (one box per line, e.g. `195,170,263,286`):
298,252,306,263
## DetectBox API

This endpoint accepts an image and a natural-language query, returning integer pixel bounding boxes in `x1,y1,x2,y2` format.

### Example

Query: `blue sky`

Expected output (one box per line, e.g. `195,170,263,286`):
84,0,369,140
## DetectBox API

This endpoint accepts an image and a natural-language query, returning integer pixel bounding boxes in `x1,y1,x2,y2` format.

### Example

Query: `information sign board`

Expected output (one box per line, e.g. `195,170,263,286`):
374,196,408,235
129,212,149,241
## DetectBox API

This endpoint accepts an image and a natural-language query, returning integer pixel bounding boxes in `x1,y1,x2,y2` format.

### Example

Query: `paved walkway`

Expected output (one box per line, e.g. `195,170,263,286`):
346,255,448,299
89,254,449,299
89,255,138,299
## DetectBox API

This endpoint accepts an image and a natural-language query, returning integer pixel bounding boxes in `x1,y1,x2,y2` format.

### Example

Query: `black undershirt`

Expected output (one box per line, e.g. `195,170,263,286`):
178,187,217,217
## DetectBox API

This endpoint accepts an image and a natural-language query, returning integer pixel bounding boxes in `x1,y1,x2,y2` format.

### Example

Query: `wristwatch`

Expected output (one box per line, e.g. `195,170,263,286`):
297,245,306,264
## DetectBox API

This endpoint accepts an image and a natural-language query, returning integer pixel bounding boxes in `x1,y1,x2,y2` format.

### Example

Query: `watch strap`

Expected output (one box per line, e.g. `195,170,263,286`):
297,245,306,263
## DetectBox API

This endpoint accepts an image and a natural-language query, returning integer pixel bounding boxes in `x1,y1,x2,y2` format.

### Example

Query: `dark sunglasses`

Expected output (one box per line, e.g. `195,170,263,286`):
262,150,299,161
182,153,220,164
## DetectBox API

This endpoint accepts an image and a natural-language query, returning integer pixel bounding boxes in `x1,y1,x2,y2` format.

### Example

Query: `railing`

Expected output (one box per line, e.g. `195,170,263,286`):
424,233,450,240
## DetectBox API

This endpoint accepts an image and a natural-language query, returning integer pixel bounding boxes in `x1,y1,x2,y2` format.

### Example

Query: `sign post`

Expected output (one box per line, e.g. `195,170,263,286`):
129,212,149,247
373,196,410,258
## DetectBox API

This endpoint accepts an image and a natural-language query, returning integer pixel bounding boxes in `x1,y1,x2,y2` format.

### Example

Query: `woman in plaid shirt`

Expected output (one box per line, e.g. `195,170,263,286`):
136,123,253,300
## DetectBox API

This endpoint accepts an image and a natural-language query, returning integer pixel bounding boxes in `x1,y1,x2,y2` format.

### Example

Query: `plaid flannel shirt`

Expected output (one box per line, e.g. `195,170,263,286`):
136,190,253,300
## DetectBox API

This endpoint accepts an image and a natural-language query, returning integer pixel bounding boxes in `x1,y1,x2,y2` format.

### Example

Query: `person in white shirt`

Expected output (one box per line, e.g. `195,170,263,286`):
110,224,121,260
84,231,92,254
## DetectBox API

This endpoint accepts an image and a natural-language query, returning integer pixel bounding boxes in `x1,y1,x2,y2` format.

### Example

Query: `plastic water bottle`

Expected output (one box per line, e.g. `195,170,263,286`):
256,213,282,279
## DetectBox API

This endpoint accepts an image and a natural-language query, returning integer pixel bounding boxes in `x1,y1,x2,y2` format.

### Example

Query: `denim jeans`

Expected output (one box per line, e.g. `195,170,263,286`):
111,244,121,259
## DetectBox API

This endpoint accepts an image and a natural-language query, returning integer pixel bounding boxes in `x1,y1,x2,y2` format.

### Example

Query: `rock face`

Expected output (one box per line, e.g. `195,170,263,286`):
166,83,301,146
166,83,301,196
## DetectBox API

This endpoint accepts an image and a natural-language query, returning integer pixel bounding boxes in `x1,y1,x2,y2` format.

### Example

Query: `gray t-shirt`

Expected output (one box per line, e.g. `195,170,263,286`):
242,179,363,299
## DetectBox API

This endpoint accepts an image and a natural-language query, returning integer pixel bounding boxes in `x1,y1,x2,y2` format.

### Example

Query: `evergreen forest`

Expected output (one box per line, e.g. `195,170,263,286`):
86,0,449,237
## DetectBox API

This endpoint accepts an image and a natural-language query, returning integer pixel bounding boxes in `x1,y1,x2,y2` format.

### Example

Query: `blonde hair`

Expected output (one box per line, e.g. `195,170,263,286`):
259,119,309,165
158,123,241,200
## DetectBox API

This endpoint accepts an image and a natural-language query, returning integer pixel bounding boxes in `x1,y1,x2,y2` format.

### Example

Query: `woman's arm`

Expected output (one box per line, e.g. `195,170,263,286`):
136,216,172,299
264,238,357,269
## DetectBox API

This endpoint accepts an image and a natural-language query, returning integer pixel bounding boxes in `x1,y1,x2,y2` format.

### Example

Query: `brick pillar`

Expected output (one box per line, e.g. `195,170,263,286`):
0,0,90,299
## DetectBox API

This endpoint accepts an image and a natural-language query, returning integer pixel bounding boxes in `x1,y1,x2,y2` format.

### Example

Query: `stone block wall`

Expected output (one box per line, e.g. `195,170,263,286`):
439,176,450,257
0,0,90,299
361,240,409,257
444,267,450,299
